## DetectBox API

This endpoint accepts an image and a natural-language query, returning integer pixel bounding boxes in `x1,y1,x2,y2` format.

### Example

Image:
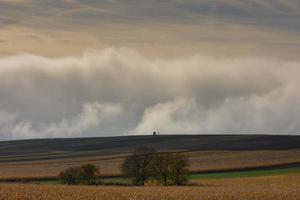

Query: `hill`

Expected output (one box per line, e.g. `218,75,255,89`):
0,135,300,180
0,135,300,157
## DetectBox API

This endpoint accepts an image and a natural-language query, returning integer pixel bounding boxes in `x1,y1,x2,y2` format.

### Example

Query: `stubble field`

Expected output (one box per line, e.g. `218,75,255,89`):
1,174,299,200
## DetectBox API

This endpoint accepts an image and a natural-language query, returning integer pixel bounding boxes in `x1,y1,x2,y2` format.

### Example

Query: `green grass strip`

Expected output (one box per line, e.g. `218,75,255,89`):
190,166,300,180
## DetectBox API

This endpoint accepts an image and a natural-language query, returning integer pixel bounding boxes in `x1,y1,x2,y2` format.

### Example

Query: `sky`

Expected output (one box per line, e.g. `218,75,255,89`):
0,0,299,140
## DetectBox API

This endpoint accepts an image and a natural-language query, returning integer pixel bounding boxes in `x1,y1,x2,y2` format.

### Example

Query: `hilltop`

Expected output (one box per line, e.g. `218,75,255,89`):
0,134,299,157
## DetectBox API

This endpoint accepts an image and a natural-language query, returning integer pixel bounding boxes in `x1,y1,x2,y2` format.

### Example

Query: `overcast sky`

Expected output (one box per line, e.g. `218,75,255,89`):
0,0,299,140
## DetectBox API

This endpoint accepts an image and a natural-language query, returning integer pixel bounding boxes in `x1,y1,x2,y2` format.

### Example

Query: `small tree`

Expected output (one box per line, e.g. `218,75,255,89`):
80,164,99,185
151,153,189,185
59,164,99,185
122,147,156,186
169,154,189,185
151,153,172,185
59,166,82,185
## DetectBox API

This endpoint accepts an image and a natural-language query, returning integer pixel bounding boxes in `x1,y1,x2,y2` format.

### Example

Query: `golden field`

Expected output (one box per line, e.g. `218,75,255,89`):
0,174,299,200
0,150,299,180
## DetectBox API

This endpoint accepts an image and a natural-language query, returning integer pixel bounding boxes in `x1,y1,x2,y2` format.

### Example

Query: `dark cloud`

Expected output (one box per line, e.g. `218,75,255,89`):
0,48,299,140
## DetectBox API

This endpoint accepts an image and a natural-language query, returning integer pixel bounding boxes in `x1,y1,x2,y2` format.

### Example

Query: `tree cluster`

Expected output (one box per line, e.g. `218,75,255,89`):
59,164,99,185
122,148,189,186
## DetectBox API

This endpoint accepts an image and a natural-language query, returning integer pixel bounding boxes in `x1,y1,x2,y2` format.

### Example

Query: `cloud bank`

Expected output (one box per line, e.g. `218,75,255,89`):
0,48,299,140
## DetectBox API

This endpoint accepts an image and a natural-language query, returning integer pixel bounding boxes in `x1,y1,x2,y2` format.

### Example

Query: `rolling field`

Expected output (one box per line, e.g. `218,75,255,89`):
0,135,300,199
0,135,299,180
1,150,300,180
1,174,300,200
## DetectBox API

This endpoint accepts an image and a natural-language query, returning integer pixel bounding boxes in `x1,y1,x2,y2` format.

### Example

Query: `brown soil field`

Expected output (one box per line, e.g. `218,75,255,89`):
0,174,299,200
0,150,299,180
